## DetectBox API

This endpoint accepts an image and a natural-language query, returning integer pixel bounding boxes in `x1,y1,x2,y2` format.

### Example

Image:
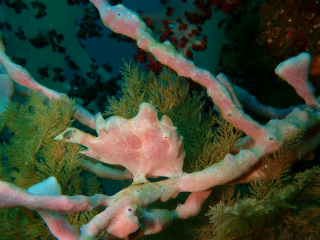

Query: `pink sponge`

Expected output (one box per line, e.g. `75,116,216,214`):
275,52,320,109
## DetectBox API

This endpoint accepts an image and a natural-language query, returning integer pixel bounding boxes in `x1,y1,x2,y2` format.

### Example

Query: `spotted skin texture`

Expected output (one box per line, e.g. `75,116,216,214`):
55,102,185,183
